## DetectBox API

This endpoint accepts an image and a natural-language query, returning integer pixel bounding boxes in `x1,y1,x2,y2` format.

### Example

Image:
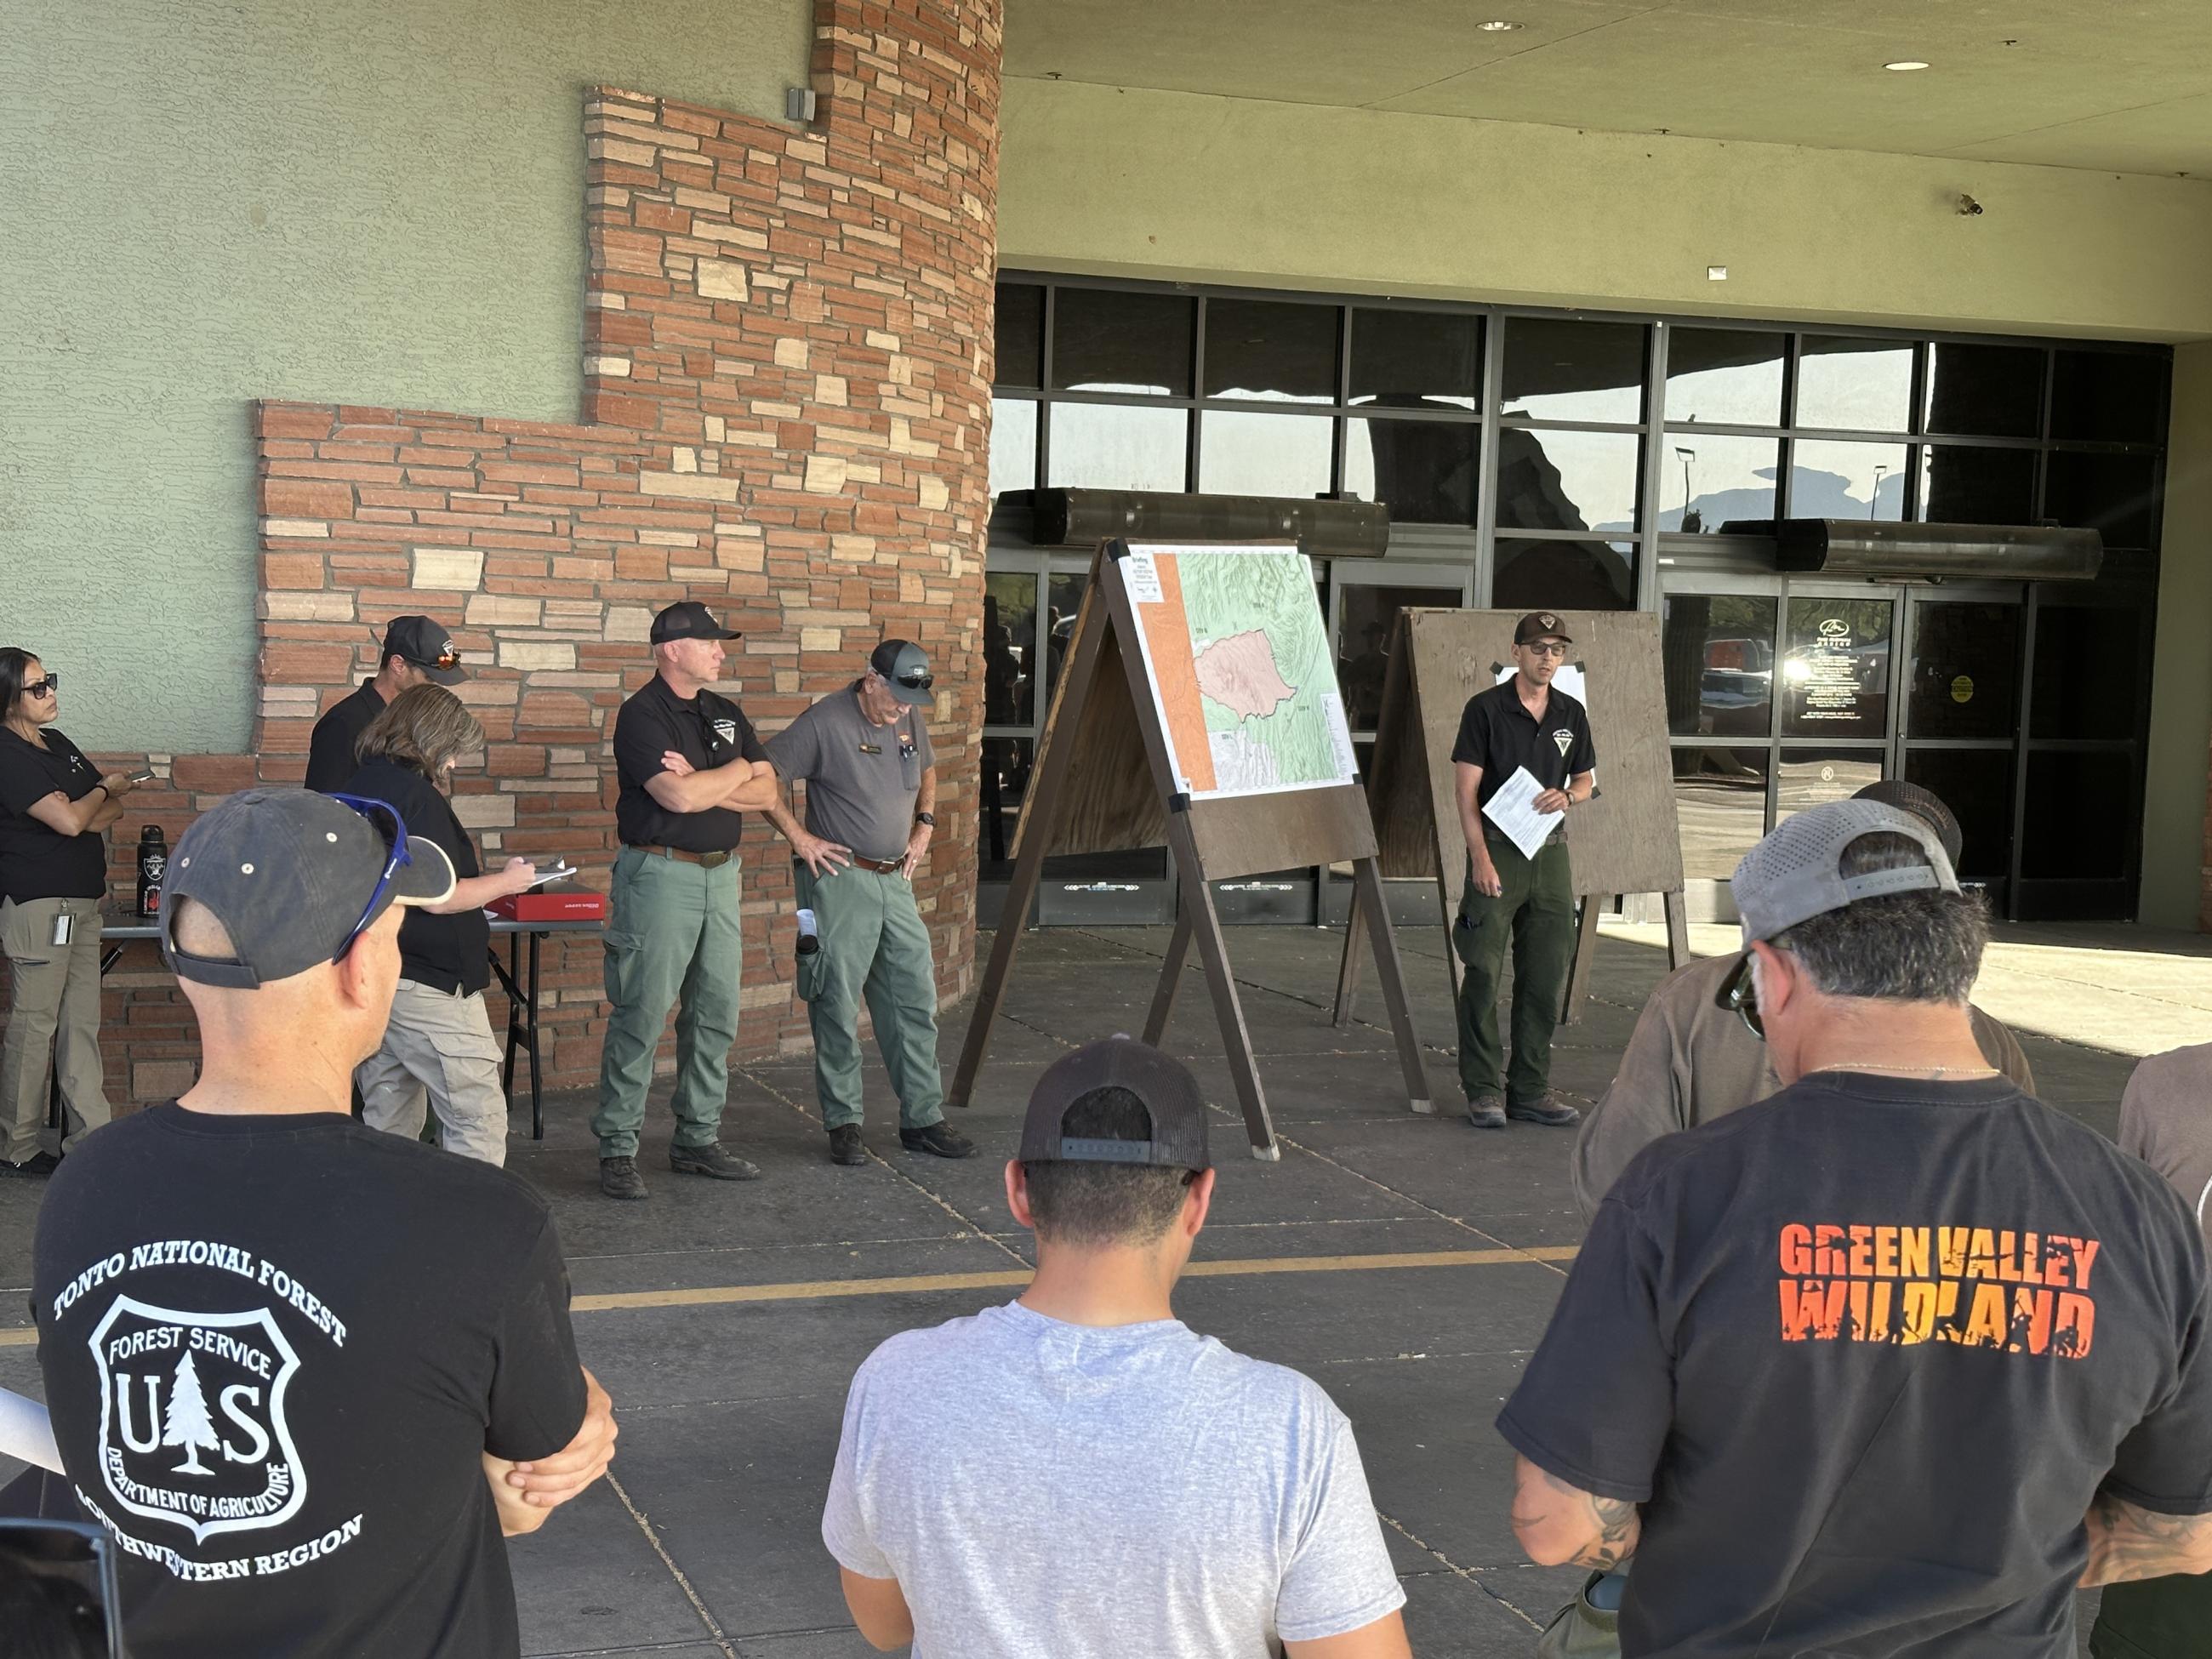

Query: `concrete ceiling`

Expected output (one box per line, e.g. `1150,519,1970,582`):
1004,0,2212,176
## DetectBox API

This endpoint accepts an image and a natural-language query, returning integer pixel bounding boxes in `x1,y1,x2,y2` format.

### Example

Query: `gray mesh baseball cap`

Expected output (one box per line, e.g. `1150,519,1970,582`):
159,789,457,989
1019,1036,1212,1172
869,638,933,705
1732,800,1959,947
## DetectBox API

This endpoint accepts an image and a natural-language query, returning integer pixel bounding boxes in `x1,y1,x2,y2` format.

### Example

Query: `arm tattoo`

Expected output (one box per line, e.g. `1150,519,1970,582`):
2081,1492,2212,1587
1511,1467,1642,1570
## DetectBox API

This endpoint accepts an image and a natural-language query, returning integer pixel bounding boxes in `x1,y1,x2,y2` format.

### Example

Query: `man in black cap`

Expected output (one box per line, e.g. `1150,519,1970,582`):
761,640,972,1166
303,615,465,791
32,788,616,1658
593,600,779,1200
1449,610,1593,1131
1499,801,2212,1654
822,1037,1409,1657
1571,777,2036,1217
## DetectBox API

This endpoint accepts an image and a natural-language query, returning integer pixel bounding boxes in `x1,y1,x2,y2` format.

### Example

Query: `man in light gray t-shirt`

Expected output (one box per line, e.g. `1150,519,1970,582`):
822,1038,1409,1659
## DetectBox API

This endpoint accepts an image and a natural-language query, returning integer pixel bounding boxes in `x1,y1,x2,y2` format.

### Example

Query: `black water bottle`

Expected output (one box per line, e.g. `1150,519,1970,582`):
136,825,168,919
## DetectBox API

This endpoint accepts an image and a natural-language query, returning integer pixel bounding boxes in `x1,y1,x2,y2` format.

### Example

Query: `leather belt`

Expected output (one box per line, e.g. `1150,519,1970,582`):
634,844,735,869
847,854,905,874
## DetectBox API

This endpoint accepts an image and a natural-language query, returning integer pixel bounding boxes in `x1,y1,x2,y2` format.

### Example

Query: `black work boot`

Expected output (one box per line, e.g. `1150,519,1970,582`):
1508,1095,1582,1127
599,1156,648,1200
899,1121,977,1159
828,1125,869,1166
670,1142,762,1180
1466,1093,1507,1131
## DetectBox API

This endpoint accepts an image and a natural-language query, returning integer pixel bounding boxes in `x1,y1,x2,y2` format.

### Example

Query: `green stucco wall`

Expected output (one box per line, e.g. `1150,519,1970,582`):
2142,340,2212,930
0,0,810,750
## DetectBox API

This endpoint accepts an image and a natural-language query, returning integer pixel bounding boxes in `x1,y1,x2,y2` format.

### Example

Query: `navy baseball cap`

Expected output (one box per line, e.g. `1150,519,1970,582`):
652,601,741,644
1019,1036,1211,1172
159,790,456,989
380,615,465,685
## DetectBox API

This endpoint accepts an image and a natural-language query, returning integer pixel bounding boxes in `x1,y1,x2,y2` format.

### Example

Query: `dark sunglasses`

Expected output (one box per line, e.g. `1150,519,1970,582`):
0,1517,124,1659
1719,954,1763,1039
408,648,461,671
21,673,59,698
894,668,933,691
325,794,417,962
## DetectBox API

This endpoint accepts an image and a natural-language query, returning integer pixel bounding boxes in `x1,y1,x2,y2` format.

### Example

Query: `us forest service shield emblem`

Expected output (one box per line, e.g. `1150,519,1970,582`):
89,1298,306,1544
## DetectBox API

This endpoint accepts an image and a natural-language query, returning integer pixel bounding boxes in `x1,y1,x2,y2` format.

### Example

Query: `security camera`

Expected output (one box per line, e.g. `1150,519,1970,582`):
1957,194,1983,216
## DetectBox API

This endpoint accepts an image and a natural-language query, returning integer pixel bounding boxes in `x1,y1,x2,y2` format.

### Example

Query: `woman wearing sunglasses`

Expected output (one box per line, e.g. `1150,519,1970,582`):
344,684,539,1165
0,648,141,1177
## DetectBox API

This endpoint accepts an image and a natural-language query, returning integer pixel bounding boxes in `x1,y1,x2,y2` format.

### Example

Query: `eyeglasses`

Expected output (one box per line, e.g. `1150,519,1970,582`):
326,794,416,962
1521,641,1569,658
1719,954,1763,1039
22,673,59,698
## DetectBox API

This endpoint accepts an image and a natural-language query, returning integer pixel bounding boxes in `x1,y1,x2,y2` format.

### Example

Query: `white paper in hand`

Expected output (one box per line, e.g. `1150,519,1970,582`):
1480,766,1562,862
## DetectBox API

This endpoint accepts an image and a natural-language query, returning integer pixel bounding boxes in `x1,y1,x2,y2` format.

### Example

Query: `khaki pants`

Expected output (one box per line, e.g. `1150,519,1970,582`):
0,895,111,1165
356,978,510,1166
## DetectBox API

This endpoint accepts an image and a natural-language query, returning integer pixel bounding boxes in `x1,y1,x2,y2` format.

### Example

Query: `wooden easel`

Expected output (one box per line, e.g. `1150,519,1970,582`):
949,540,1433,1158
1333,607,1689,1029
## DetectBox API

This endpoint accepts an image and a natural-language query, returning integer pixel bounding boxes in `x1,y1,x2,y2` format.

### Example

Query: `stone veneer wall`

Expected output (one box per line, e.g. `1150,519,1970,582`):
3,0,1002,1108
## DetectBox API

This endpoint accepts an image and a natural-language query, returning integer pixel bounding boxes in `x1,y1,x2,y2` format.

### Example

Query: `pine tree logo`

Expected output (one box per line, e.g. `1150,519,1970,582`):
162,1352,221,1476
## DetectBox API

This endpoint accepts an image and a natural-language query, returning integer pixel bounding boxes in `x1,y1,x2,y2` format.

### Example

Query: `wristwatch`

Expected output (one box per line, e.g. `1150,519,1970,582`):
914,812,935,827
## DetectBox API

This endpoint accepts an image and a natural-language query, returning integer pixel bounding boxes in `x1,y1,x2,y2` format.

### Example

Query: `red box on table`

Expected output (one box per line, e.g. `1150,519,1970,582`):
487,887,606,923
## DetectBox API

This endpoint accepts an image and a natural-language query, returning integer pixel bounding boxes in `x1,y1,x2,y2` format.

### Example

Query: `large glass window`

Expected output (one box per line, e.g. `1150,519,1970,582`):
1046,404,1188,492
1051,289,1194,395
1925,341,2042,437
1673,749,1769,881
1662,594,1777,738
1778,749,1884,821
1908,602,2019,741
1782,596,1893,740
989,397,1037,499
2029,607,2142,738
1905,749,2014,882
981,572,1039,728
1496,428,1641,533
1796,336,1914,431
995,283,1044,389
1336,583,1461,733
1343,419,1478,523
1502,317,1645,423
2044,450,2158,547
1351,310,1479,410
2050,350,2164,444
1199,410,1332,497
1789,439,1908,521
1662,435,1779,533
1920,445,2036,524
2021,751,2134,880
1204,299,1337,402
1665,328,1784,426
1493,539,1635,611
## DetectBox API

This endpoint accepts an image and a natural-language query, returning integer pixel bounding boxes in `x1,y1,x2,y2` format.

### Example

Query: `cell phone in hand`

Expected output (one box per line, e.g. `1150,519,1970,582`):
128,769,156,784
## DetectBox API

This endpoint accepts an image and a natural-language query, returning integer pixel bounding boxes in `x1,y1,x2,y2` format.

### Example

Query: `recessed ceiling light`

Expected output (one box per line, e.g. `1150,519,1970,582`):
1478,20,1525,31
1884,60,1931,71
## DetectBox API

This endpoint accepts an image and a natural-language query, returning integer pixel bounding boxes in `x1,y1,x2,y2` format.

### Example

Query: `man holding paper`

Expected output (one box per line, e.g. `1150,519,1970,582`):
1450,612,1594,1131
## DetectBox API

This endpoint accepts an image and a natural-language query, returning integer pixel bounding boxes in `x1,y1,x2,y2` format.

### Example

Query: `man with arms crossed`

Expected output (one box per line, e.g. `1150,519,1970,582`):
595,600,780,1200
763,639,972,1166
33,789,615,1657
1571,778,2036,1217
1451,611,1593,1131
1500,800,2212,1656
823,1037,1410,1657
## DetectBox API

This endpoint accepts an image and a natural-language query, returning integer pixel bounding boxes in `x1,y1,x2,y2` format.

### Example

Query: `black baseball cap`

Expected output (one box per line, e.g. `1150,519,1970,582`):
1019,1036,1211,1172
158,790,456,989
869,639,934,705
1514,611,1572,646
1852,778,1963,870
652,601,742,644
380,615,465,685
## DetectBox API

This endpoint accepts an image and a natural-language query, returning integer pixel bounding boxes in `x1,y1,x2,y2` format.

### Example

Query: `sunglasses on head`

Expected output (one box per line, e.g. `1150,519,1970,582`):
408,648,460,671
325,794,417,962
22,672,59,698
1719,953,1763,1039
888,667,933,691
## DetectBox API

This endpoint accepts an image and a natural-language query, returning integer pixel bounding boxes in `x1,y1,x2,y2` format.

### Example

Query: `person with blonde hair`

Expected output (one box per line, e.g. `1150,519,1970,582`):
344,682,539,1164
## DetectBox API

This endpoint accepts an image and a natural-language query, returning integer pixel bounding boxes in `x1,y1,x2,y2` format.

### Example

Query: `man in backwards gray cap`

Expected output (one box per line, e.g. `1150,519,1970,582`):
1496,800,2212,1656
821,1037,1409,1657
31,790,615,1657
763,640,972,1167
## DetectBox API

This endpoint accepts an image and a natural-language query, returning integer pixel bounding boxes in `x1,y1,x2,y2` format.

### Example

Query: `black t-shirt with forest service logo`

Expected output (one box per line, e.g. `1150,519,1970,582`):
1499,1070,2212,1659
31,1104,587,1659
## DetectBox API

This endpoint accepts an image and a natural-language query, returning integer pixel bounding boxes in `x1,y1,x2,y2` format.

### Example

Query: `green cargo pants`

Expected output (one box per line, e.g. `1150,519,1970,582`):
591,847,743,1159
1454,832,1576,1108
792,863,945,1133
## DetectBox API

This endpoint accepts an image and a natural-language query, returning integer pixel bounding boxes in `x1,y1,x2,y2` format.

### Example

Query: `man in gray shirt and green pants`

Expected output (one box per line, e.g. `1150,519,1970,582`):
767,641,975,1167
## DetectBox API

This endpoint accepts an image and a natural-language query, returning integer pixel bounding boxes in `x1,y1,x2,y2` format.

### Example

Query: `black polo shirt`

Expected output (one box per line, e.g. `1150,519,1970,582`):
345,758,487,996
0,726,109,903
1451,679,1595,810
305,681,387,793
612,676,768,853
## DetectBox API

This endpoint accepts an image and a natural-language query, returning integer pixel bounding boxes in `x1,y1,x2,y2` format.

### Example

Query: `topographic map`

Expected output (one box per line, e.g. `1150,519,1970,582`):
1118,544,1360,800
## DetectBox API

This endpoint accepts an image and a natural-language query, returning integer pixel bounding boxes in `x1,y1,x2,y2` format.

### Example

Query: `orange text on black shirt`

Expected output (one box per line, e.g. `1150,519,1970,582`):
1776,1224,2100,1357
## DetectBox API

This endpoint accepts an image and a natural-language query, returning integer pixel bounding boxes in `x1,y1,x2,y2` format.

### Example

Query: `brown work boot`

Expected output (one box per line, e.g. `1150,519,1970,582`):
1508,1095,1582,1127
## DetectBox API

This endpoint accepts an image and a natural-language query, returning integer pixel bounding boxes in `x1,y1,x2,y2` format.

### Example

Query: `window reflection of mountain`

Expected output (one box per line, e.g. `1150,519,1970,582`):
1491,429,1635,609
1353,392,1476,522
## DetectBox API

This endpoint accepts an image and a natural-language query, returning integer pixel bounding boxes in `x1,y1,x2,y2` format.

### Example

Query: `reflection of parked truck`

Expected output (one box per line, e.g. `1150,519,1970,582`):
1700,636,1772,734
